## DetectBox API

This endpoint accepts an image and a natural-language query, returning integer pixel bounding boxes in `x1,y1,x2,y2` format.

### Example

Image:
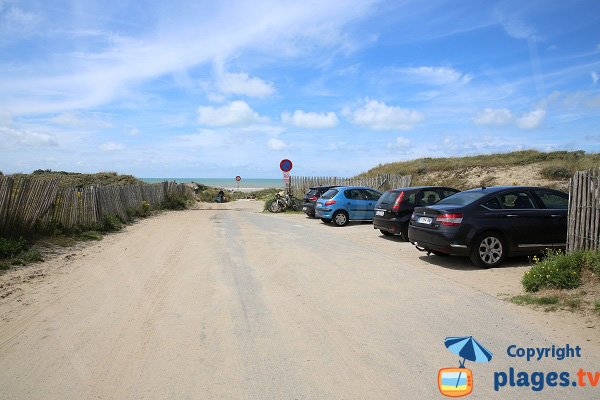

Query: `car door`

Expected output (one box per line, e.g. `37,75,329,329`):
496,190,550,249
343,189,363,219
532,189,569,246
361,189,381,219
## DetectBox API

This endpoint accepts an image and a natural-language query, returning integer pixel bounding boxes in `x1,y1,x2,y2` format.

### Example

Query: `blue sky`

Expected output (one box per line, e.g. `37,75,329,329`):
1,0,599,178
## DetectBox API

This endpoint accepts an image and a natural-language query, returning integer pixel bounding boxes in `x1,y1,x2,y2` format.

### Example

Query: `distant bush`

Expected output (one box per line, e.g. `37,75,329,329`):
162,195,188,210
540,164,573,180
0,237,27,259
99,215,124,232
522,250,600,292
79,231,103,241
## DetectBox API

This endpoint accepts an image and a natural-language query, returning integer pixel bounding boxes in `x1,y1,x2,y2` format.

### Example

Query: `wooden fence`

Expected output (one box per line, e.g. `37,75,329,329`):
567,168,600,252
0,177,195,236
290,174,412,196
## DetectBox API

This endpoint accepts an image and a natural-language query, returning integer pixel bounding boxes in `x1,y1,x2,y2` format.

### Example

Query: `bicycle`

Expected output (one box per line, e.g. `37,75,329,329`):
267,191,302,213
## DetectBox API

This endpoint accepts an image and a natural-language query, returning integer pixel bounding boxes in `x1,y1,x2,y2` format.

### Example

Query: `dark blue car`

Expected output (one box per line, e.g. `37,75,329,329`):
315,186,382,226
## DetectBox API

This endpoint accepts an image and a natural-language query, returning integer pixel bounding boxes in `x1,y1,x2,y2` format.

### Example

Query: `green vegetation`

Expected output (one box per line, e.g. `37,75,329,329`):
522,250,600,292
0,237,44,271
79,231,103,241
356,150,599,185
511,294,560,306
13,170,145,188
594,301,600,315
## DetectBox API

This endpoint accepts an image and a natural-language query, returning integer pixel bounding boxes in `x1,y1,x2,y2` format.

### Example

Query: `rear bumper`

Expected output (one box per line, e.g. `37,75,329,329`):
315,207,333,219
373,216,402,233
302,202,315,215
408,225,470,256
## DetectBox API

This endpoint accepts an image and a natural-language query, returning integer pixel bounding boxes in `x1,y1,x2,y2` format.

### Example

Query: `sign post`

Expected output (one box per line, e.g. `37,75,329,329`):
279,159,293,194
235,175,241,191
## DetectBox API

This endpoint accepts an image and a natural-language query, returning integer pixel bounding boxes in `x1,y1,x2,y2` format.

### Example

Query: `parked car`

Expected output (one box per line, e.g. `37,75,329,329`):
408,186,569,268
302,185,340,217
373,186,460,241
315,186,382,226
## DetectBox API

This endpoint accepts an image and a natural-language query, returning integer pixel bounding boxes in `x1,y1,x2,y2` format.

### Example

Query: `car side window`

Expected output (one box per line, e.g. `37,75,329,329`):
534,189,568,209
482,197,502,209
344,189,359,199
363,189,381,200
406,192,416,206
500,191,537,209
440,189,459,198
418,190,440,206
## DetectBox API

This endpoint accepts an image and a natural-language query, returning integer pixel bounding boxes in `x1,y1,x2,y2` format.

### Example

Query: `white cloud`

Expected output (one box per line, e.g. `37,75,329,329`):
50,111,112,128
473,108,513,125
348,99,423,131
197,100,269,127
99,142,125,151
267,138,287,150
0,1,376,115
0,125,57,147
281,110,338,128
500,15,537,40
217,71,274,98
173,130,224,148
128,127,140,136
387,136,411,149
516,109,546,129
403,66,471,85
592,71,599,85
0,5,41,41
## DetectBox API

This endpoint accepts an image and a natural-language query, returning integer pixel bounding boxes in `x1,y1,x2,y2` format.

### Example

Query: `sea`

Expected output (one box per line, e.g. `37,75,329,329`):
140,178,284,189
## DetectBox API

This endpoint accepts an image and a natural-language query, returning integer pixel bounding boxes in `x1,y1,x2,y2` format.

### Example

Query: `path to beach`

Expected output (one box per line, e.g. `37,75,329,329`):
0,200,598,399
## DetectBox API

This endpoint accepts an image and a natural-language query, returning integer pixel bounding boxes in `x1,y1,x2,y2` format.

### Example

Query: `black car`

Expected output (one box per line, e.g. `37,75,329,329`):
373,186,459,241
408,186,569,268
302,185,340,217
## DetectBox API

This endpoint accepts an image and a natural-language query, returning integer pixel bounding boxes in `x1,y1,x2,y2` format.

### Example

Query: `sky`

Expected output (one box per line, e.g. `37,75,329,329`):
1,0,599,178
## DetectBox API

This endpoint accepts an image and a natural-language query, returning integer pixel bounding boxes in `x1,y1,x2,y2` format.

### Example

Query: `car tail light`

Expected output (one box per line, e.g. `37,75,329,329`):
436,213,463,226
309,196,318,201
391,191,405,212
325,199,336,206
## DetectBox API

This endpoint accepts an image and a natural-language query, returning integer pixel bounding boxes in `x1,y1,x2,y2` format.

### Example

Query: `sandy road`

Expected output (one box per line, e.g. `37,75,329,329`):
0,200,599,399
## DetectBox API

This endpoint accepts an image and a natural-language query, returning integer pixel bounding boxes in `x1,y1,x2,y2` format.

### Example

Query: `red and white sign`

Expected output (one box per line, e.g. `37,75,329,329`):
280,159,293,172
235,176,241,182
283,172,290,183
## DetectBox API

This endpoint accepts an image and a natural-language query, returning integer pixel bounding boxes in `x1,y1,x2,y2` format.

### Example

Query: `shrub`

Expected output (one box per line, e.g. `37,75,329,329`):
79,231,103,241
540,164,573,180
163,195,188,210
522,251,583,292
139,201,151,217
20,247,43,263
99,215,124,232
0,237,27,259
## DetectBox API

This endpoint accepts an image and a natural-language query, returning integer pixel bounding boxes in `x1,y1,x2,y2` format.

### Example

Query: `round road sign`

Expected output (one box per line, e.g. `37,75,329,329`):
280,159,293,172
235,176,241,182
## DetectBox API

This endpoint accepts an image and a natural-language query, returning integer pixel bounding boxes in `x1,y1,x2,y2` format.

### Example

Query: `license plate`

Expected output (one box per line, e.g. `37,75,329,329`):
417,216,433,224
375,210,385,216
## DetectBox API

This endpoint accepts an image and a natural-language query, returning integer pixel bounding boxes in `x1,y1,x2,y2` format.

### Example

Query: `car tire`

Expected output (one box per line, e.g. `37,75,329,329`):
399,222,409,242
380,229,394,236
321,218,331,223
332,211,349,227
470,232,505,268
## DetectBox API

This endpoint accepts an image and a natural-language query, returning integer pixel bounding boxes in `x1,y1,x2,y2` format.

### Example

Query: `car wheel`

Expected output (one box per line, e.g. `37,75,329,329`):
470,232,505,268
380,229,394,236
321,218,332,223
332,211,349,227
399,222,409,242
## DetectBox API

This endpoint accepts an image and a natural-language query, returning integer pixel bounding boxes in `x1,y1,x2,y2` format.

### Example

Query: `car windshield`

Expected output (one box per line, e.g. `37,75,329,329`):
435,190,489,206
320,189,338,200
378,190,399,205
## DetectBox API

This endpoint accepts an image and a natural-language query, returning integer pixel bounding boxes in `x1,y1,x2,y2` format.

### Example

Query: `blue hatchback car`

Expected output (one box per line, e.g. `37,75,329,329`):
315,186,382,226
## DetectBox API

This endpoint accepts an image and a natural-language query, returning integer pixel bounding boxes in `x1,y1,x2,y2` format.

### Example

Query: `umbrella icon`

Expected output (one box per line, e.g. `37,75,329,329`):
444,336,493,388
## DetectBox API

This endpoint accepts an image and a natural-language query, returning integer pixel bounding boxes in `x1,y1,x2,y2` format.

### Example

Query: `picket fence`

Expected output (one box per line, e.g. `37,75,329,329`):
290,174,412,196
567,168,600,252
0,176,195,236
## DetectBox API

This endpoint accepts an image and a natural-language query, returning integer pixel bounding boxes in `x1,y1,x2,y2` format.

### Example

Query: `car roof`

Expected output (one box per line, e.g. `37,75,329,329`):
332,185,378,190
309,185,340,189
386,186,459,192
460,185,563,194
